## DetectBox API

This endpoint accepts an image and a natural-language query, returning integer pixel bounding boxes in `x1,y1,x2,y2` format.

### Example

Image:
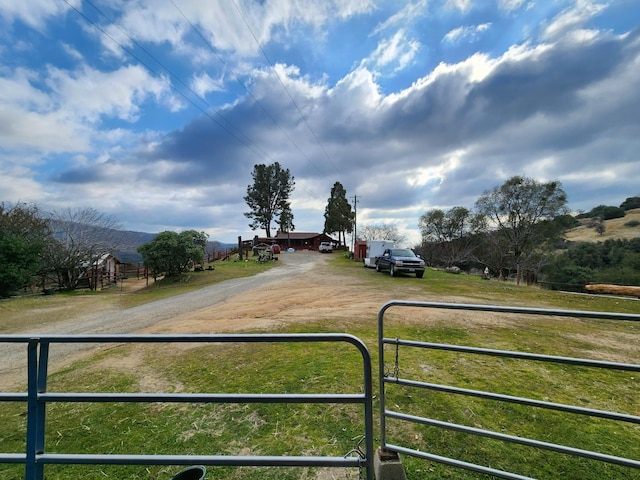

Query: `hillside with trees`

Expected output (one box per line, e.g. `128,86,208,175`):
566,208,640,242
544,202,640,289
416,187,640,289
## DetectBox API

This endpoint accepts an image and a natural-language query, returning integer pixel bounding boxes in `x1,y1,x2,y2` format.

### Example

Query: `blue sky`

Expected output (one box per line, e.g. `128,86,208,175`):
1,0,639,246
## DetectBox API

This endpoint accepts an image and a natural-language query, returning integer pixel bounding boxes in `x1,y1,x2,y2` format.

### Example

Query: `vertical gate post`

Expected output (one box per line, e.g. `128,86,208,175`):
25,339,40,480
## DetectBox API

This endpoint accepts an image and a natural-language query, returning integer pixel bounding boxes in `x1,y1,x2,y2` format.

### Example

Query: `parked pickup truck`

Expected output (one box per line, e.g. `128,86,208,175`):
375,248,425,278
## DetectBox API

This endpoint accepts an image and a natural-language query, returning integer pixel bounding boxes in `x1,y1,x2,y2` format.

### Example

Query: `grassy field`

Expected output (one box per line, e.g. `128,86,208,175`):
1,255,639,479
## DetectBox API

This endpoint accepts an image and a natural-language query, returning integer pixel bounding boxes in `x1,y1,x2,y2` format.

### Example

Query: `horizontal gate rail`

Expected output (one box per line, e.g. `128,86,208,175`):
378,301,640,480
0,333,374,480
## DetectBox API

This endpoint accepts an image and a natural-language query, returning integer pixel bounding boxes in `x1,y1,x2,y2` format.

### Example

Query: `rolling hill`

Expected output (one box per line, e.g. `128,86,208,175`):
565,208,640,243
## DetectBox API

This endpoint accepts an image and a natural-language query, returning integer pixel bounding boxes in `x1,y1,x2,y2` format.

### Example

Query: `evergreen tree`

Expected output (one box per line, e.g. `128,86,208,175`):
277,202,295,233
323,182,354,247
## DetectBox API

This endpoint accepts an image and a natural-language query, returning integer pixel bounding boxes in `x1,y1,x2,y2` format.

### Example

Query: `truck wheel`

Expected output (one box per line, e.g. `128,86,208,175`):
416,271,424,278
390,265,396,277
376,263,381,272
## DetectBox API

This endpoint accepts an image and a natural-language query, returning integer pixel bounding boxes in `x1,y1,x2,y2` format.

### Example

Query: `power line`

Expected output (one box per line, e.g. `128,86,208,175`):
169,0,327,200
64,0,273,164
230,0,343,180
171,0,322,173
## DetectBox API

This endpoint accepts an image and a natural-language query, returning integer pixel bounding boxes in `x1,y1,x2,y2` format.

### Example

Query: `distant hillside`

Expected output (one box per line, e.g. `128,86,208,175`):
112,230,235,264
113,230,157,264
565,208,640,243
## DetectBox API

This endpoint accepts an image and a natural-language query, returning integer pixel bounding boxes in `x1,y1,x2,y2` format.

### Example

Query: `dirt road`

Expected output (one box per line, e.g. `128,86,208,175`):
1,251,391,388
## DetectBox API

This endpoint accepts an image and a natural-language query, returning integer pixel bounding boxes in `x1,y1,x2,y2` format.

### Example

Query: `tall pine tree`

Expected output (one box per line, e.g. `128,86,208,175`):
323,182,354,247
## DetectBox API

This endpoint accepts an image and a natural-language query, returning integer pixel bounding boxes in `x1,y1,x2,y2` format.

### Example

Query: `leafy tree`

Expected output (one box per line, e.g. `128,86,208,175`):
244,162,295,238
0,202,51,297
475,176,568,284
323,182,354,247
137,230,208,279
0,233,40,297
418,206,484,267
358,223,406,245
42,208,121,290
620,196,640,211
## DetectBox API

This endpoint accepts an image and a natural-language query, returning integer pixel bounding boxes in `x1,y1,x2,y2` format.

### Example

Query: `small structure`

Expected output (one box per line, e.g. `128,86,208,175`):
252,232,336,251
354,240,368,261
86,253,121,290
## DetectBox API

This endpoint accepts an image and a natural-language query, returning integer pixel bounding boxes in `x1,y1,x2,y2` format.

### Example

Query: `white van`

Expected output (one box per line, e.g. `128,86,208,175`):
319,241,333,253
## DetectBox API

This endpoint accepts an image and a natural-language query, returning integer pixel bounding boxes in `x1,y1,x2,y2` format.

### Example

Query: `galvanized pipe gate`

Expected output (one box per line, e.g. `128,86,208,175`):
377,301,640,479
2,302,639,479
0,333,374,480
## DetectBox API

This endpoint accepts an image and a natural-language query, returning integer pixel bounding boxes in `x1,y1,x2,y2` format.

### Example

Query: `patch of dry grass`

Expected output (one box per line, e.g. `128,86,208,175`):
565,208,640,242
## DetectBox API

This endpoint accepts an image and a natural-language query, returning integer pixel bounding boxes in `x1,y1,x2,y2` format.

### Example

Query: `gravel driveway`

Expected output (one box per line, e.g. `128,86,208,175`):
1,250,326,388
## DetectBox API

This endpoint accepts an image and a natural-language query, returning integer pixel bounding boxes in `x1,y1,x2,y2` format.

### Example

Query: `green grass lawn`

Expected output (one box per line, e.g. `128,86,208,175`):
1,255,638,479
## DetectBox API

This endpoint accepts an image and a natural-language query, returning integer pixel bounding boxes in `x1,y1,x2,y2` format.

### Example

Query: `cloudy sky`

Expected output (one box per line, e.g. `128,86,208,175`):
1,0,639,246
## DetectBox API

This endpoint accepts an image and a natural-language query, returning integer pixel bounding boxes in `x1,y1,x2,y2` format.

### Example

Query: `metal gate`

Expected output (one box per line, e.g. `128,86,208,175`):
0,333,374,480
377,300,640,479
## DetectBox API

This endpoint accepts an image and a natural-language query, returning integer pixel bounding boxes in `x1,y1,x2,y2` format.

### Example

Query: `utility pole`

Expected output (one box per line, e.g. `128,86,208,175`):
352,194,359,253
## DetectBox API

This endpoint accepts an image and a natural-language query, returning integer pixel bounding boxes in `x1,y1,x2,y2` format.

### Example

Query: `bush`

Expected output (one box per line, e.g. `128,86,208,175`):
624,220,640,228
542,264,594,289
592,266,640,286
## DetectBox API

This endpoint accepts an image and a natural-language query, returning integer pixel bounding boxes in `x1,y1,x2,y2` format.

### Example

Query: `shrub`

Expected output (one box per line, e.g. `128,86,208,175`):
543,264,594,285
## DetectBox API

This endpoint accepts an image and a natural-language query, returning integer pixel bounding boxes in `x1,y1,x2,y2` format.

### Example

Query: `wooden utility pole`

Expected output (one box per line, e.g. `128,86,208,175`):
352,194,359,253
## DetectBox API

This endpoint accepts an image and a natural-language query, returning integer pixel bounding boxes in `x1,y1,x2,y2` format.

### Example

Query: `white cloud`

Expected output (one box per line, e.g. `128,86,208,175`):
0,0,73,28
543,0,607,40
0,68,91,152
498,0,530,11
366,29,421,73
444,0,474,13
97,0,375,60
45,64,171,123
442,23,492,44
190,72,225,98
372,0,428,35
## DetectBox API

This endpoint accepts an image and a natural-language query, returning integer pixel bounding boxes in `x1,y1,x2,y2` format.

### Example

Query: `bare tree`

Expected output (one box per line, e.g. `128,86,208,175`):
358,223,406,245
42,208,122,290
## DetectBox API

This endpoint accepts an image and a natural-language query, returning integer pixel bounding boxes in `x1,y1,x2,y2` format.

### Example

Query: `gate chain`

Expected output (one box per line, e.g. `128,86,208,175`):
343,435,366,480
383,337,400,380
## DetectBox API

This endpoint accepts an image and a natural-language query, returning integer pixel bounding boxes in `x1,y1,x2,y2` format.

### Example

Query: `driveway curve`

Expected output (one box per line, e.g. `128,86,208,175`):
1,251,327,388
